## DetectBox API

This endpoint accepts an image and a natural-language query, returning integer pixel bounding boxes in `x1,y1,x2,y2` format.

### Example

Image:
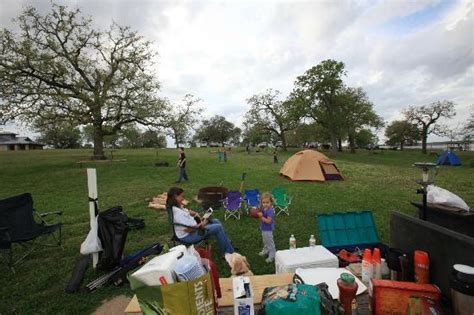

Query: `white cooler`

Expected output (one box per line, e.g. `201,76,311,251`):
130,245,187,286
275,246,338,273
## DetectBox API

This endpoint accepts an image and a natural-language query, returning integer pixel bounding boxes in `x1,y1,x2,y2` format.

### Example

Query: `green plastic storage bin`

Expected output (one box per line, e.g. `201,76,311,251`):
316,211,380,252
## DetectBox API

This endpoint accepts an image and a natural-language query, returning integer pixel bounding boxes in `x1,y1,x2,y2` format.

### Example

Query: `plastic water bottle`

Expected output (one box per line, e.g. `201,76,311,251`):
372,248,382,279
381,258,390,280
289,234,296,249
309,235,316,247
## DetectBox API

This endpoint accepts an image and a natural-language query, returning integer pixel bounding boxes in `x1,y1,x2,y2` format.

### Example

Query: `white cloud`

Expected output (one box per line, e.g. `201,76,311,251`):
1,0,473,144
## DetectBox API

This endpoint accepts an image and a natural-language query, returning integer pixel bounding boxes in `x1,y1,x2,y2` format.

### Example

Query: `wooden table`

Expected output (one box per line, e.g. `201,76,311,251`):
124,273,294,314
218,273,294,307
124,270,373,314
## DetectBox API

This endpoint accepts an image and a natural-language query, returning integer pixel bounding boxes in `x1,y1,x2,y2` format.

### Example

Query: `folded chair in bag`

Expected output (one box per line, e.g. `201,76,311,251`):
272,187,292,216
244,189,260,212
0,193,62,272
166,205,209,247
223,191,243,220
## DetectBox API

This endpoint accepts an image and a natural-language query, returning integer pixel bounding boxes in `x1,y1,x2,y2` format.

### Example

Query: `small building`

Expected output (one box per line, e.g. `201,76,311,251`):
0,132,44,151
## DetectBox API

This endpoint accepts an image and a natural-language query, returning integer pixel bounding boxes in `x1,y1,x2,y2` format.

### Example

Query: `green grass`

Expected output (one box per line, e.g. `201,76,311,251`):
0,147,473,314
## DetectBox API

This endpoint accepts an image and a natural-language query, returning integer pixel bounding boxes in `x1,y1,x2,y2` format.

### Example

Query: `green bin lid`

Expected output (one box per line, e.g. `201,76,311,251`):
316,210,380,248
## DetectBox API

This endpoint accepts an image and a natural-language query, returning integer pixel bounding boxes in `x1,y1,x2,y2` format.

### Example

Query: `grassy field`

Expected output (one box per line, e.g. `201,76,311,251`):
0,147,473,314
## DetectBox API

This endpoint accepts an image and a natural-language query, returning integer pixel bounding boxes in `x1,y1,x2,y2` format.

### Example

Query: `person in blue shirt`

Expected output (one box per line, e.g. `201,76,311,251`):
257,192,276,263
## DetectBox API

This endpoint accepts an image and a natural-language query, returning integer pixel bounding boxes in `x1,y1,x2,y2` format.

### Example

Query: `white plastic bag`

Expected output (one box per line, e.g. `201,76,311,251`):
80,216,103,255
426,185,470,211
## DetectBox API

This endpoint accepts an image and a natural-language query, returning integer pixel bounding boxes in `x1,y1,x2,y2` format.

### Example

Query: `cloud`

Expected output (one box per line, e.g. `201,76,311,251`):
1,0,472,144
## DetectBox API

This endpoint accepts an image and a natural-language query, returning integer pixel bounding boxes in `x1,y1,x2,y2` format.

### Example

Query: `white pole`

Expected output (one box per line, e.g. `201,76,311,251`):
87,168,99,269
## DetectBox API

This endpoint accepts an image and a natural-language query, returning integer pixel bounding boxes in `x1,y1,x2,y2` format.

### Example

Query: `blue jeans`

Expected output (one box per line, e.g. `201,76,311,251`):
180,219,234,255
176,167,188,182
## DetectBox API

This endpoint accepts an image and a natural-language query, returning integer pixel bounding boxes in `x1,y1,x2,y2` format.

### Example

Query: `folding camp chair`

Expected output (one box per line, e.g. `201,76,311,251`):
166,205,209,247
223,191,243,220
271,187,292,216
0,193,63,272
244,189,260,212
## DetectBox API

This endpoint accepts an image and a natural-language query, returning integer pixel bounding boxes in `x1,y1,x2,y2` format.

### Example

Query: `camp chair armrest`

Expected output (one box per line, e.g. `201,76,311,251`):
38,211,63,217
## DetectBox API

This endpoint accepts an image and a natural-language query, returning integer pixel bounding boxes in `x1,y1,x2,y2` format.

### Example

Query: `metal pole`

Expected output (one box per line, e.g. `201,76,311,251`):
87,168,99,269
421,184,427,220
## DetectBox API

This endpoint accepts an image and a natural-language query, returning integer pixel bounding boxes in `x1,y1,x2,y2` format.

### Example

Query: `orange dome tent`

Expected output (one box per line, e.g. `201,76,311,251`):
279,150,343,181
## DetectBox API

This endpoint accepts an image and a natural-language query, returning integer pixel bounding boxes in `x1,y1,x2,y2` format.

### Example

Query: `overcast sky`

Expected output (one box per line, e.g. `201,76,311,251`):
1,0,473,143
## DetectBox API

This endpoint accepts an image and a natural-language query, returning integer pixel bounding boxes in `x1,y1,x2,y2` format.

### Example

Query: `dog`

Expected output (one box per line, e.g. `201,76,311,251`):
225,252,254,277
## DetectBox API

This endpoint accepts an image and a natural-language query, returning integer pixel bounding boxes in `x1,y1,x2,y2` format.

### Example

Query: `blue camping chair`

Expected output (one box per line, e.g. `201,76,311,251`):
223,191,243,220
244,189,260,212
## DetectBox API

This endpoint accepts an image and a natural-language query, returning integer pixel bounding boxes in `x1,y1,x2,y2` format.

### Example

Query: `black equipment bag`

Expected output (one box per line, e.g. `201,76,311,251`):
97,206,129,271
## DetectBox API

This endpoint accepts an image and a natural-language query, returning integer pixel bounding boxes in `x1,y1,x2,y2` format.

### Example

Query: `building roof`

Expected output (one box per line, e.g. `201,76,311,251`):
0,136,43,146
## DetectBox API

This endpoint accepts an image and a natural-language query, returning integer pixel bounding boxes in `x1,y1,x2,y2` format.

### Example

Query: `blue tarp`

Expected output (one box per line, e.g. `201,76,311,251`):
436,150,461,166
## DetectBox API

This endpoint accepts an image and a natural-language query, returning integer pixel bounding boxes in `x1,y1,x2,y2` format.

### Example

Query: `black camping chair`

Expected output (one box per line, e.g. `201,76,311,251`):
0,193,62,272
166,205,209,247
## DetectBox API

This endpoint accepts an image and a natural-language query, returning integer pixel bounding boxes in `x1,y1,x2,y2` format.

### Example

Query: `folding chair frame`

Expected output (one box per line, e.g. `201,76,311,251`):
222,195,243,220
243,189,260,214
272,189,292,216
0,210,63,273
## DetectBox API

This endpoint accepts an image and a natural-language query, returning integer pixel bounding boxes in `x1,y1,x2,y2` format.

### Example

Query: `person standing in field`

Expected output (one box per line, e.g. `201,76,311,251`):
218,147,223,163
223,145,228,162
257,192,276,263
273,149,278,163
176,147,188,183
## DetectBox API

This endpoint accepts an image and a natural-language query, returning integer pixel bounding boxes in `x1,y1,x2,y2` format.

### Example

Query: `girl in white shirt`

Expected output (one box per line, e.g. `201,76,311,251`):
167,187,235,255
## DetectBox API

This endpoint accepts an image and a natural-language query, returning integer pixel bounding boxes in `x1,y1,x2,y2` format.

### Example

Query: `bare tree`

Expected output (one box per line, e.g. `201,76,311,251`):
404,101,456,154
0,4,167,159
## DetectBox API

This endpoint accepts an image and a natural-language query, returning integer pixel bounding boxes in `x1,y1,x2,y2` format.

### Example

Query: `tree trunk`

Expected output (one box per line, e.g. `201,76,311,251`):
174,134,179,149
349,134,356,154
338,138,343,152
400,141,404,151
330,132,338,154
281,132,287,151
422,127,428,154
92,126,106,160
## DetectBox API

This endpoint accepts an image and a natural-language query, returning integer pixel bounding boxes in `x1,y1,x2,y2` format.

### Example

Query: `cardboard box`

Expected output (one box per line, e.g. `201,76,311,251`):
232,276,254,315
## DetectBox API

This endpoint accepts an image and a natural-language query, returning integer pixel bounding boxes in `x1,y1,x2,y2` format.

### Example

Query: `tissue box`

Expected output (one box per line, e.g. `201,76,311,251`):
232,276,254,315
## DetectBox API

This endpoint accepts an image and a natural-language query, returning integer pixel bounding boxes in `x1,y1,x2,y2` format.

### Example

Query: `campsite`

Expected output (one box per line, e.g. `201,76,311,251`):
0,147,473,314
1,0,473,314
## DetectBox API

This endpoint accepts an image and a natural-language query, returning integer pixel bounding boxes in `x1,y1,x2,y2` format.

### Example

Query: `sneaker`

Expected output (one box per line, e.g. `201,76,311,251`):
258,250,268,257
265,256,274,263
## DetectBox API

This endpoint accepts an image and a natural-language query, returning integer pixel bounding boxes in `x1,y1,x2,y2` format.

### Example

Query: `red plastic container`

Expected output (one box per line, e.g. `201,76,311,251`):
337,273,358,315
371,279,441,315
414,250,430,284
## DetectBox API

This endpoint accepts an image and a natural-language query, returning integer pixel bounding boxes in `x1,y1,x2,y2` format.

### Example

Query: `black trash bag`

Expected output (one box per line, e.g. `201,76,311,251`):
97,206,129,271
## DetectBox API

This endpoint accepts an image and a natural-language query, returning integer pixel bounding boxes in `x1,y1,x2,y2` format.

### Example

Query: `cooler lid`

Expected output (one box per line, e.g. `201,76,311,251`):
275,246,337,267
316,210,380,248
